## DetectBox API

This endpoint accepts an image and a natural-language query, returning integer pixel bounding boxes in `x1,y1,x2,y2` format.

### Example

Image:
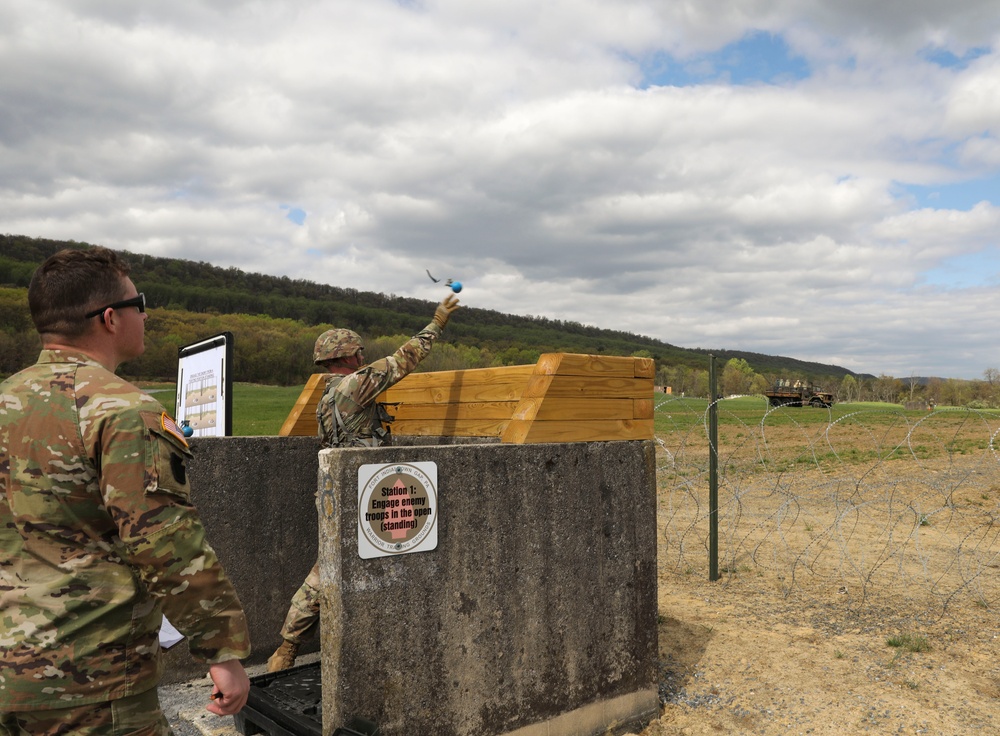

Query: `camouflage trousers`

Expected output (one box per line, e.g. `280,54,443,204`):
0,687,171,736
279,561,321,644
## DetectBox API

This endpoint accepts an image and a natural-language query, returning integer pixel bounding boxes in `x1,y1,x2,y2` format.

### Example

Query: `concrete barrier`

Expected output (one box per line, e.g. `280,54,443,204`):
162,435,322,682
161,433,511,682
163,436,659,736
317,440,658,736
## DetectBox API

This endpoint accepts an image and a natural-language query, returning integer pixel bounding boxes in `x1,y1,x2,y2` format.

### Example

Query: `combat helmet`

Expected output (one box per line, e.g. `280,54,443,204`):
313,329,363,364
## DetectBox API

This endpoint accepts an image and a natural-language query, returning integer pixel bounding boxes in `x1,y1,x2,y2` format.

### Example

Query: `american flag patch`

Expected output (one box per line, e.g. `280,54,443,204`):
161,413,189,446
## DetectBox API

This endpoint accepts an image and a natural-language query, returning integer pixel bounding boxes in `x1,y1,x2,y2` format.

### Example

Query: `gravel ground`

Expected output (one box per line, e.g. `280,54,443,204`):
160,654,322,736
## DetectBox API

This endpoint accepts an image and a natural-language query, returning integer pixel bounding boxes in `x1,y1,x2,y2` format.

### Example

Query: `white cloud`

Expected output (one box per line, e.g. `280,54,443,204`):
946,56,1000,138
3,0,1000,379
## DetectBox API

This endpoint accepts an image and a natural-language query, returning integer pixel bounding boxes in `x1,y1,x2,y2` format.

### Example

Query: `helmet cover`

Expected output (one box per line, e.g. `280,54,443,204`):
313,328,363,364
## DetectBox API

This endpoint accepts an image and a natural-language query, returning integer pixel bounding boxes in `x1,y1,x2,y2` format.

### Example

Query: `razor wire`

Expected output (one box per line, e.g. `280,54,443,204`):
655,395,1000,622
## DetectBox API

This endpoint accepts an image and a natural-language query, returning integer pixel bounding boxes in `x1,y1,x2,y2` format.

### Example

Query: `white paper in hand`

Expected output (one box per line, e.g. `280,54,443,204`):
159,616,186,649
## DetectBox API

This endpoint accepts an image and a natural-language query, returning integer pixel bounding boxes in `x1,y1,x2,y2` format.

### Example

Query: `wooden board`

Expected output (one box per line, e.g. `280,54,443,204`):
278,373,330,437
389,401,519,421
534,353,655,378
384,364,535,388
380,380,528,404
279,353,655,443
520,374,654,400
501,418,654,445
390,418,510,438
511,397,641,421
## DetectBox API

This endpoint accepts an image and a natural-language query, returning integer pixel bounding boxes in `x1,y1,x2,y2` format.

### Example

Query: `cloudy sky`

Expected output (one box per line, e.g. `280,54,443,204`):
3,1,1000,379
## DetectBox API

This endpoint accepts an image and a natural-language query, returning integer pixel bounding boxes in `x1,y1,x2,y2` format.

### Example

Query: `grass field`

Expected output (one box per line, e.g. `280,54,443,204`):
654,394,948,433
139,382,304,436
140,382,1000,443
655,395,1000,464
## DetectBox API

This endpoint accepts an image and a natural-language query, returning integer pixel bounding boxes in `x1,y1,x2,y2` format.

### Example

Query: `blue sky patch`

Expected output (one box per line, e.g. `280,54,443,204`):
636,30,810,88
281,205,307,225
919,45,989,70
900,176,999,210
922,247,1000,289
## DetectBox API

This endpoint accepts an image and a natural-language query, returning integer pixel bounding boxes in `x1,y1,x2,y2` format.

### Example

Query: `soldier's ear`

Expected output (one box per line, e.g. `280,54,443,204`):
96,308,121,334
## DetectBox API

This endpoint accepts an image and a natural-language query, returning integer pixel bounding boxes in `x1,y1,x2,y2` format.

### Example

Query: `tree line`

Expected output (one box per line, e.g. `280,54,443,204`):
694,357,1000,408
0,286,537,385
1,234,864,390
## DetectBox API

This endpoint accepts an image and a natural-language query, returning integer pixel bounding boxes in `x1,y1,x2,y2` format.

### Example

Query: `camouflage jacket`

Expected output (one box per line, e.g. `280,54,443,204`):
317,322,441,448
0,350,250,709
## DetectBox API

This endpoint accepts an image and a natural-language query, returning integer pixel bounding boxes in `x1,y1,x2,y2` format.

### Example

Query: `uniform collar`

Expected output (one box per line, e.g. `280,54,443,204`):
37,348,106,369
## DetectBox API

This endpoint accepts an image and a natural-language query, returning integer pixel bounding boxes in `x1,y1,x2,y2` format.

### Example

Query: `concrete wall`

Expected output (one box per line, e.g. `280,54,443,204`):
162,436,322,682
163,436,659,736
318,440,659,736
161,434,495,681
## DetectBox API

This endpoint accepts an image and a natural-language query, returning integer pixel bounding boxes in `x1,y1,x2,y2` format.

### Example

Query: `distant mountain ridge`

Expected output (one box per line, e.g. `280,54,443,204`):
0,233,856,380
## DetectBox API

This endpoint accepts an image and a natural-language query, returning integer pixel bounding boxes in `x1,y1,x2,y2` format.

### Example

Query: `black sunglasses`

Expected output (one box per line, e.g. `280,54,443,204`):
84,293,146,319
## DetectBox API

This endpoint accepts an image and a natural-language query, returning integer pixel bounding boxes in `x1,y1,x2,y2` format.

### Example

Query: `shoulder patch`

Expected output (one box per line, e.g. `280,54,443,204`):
158,412,189,448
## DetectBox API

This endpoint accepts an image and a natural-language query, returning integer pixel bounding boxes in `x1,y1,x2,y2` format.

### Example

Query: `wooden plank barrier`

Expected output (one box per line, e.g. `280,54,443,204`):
278,353,654,443
277,373,332,437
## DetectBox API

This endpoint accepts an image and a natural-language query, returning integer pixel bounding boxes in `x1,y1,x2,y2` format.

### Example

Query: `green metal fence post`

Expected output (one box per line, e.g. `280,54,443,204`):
709,354,719,581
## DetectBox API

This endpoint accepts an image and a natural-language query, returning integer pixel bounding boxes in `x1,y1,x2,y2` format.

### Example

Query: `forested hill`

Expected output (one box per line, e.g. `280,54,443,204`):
0,234,855,384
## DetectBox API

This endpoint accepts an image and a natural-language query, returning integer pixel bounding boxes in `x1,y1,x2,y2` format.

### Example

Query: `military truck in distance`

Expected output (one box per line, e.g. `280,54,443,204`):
765,380,834,408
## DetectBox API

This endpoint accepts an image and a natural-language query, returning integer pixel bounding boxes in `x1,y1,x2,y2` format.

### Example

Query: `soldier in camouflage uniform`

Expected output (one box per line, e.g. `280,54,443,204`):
0,248,251,735
266,293,460,672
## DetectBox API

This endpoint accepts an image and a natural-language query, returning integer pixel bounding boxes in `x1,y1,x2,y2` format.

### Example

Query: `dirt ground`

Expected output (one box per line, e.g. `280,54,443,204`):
637,574,1000,735
634,444,1000,736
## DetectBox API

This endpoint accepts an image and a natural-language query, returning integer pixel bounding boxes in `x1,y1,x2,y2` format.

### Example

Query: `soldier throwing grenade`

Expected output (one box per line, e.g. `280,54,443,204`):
267,293,460,671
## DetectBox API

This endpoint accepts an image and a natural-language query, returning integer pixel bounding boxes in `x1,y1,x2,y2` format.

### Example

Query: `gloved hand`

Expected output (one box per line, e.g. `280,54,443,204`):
433,293,460,329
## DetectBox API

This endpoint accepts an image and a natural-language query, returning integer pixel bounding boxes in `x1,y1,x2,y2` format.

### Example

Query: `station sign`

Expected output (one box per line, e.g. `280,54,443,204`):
357,462,438,559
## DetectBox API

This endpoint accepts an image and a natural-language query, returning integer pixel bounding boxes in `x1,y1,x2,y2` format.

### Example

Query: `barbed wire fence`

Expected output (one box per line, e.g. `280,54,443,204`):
655,395,1000,624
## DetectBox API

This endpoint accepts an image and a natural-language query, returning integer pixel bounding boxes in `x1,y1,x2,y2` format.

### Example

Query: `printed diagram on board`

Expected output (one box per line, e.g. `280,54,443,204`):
183,369,218,435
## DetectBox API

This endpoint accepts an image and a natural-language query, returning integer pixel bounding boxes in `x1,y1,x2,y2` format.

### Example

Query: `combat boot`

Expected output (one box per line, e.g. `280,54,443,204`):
266,640,299,672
